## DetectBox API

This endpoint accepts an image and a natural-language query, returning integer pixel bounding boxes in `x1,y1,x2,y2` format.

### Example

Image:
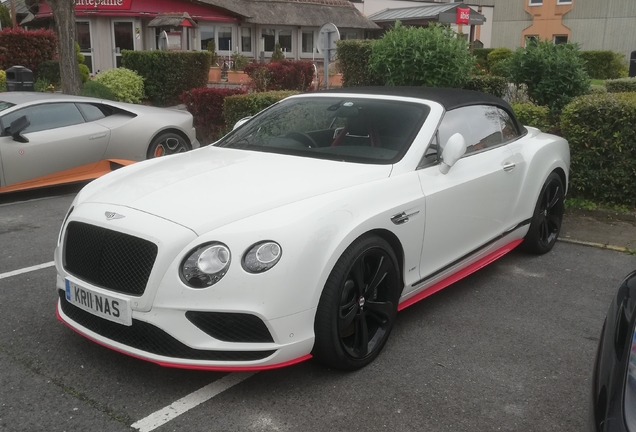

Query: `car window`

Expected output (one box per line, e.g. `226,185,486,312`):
76,103,107,122
1,103,85,134
0,101,14,113
497,108,520,141
218,97,429,164
438,105,505,156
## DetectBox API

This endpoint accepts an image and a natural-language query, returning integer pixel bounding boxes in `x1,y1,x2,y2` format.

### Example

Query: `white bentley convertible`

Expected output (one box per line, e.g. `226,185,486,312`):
54,87,570,371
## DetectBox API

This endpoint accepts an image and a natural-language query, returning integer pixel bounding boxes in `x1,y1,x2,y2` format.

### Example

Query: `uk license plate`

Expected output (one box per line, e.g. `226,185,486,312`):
65,279,132,326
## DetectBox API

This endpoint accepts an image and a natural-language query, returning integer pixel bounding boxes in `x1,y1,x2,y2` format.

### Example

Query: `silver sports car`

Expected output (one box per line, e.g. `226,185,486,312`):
0,92,199,193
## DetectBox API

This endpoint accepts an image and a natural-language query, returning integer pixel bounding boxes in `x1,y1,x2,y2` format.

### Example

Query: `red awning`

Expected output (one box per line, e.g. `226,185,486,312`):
37,0,239,22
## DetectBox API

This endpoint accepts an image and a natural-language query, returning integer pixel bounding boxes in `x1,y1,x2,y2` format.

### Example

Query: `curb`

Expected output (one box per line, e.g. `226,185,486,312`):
558,237,631,253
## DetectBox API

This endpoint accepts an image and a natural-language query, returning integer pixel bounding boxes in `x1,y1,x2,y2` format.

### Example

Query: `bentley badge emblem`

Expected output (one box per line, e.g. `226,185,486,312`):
105,211,125,220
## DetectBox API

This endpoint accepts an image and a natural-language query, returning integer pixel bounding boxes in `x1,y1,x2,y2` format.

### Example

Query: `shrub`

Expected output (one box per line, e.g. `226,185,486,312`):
231,52,249,71
588,84,607,94
0,4,11,29
93,68,145,104
207,40,219,66
605,77,636,93
37,60,61,86
0,70,5,92
473,48,494,73
122,50,210,106
180,87,247,142
511,102,551,132
580,50,628,80
244,60,314,92
561,92,636,207
506,40,590,114
0,28,57,75
487,47,513,77
463,75,508,97
335,39,381,87
81,80,117,101
369,22,474,88
223,90,299,129
271,42,285,62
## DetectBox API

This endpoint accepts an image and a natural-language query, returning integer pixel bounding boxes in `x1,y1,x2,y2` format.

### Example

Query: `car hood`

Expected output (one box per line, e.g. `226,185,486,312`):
79,147,393,234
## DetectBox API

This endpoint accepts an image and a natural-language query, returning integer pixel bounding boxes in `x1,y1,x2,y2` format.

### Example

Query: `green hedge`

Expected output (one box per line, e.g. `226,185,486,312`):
473,48,494,73
580,50,627,80
36,60,61,86
511,102,551,132
561,92,636,206
487,47,513,77
122,50,210,106
0,70,5,92
335,39,381,87
463,75,508,97
223,90,299,129
605,77,636,93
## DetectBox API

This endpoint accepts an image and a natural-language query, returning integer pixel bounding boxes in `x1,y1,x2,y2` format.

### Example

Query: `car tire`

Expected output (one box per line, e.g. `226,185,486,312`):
313,235,400,370
521,171,565,255
147,132,189,158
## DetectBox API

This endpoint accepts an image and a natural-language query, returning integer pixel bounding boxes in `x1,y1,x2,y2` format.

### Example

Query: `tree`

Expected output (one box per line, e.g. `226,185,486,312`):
0,4,12,29
47,0,81,95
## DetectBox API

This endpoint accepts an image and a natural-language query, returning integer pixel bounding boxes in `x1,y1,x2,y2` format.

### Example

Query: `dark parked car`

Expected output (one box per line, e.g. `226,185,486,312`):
591,270,636,431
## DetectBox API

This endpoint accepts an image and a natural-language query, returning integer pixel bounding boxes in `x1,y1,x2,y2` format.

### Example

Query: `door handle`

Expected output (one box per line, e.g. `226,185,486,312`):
503,162,516,172
89,133,107,140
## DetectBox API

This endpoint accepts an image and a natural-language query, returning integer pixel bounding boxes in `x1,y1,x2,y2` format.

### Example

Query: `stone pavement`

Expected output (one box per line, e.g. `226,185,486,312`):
561,208,636,252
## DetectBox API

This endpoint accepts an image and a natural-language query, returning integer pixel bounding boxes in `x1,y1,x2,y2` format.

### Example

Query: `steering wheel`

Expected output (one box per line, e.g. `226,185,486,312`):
284,131,318,148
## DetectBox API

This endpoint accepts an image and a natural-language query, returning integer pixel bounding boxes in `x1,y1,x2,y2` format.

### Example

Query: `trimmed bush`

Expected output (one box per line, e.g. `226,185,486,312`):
506,40,590,114
180,87,247,142
369,22,474,87
93,68,145,104
0,27,57,75
223,90,299,129
336,39,381,87
561,92,636,207
588,84,607,94
580,50,628,80
0,70,5,92
81,80,117,101
122,50,210,106
487,47,513,77
231,52,249,71
37,60,60,86
463,75,508,97
511,102,551,132
243,60,314,92
271,43,285,62
605,77,636,93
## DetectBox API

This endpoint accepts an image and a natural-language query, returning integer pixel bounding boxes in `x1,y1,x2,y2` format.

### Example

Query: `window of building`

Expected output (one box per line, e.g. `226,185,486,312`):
200,24,216,51
199,25,234,54
241,27,252,52
260,28,294,55
556,0,572,4
553,35,568,44
302,30,315,54
528,0,542,5
218,26,232,52
525,35,539,47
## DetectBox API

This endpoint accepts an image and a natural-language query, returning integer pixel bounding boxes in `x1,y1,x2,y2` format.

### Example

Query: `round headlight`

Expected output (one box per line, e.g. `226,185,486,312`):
242,241,282,273
180,242,231,288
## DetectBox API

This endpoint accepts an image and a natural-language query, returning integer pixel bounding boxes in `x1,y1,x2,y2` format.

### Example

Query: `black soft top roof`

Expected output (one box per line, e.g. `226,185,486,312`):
317,86,525,133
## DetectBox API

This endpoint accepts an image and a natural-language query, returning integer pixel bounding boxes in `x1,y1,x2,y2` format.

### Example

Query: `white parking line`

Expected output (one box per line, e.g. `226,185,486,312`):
131,372,257,432
0,261,55,280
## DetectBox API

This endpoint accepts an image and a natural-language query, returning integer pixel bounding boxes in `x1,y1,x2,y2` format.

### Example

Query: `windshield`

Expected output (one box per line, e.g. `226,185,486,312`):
0,101,15,113
217,96,430,164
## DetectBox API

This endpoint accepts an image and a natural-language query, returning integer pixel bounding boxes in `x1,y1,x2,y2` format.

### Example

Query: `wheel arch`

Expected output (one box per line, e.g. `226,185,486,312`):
147,128,192,156
366,228,406,292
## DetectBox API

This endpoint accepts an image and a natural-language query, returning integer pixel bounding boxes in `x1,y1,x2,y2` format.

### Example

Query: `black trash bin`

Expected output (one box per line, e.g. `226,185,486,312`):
630,51,636,78
5,66,34,91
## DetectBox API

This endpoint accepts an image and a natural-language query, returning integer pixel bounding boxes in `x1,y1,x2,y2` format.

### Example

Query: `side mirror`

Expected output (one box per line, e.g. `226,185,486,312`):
439,133,466,174
233,116,252,130
10,115,30,143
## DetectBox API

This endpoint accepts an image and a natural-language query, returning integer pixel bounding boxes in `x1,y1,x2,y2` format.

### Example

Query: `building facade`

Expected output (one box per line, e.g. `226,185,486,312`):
466,0,636,59
25,0,378,73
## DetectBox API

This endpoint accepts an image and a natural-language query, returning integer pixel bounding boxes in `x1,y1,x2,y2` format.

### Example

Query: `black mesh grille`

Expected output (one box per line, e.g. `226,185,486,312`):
64,221,157,296
186,311,275,343
59,291,276,362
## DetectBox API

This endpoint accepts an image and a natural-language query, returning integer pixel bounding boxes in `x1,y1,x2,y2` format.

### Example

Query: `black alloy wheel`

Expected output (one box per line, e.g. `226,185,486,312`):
313,235,400,370
147,132,189,158
522,172,565,254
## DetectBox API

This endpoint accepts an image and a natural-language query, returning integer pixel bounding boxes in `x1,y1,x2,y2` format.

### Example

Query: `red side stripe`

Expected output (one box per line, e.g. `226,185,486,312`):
397,239,523,311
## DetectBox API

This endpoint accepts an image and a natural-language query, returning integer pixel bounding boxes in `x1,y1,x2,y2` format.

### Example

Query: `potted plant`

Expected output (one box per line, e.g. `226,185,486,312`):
207,40,222,82
227,52,251,83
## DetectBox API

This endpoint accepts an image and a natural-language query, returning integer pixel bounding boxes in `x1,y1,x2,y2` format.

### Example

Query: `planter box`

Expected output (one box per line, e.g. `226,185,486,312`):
208,67,222,83
227,70,250,84
329,73,343,87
